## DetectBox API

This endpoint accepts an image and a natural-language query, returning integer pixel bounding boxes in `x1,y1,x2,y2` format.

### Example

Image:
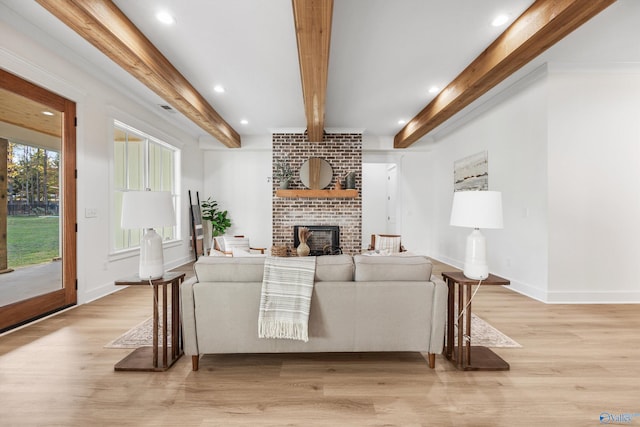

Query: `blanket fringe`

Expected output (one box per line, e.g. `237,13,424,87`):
259,319,309,342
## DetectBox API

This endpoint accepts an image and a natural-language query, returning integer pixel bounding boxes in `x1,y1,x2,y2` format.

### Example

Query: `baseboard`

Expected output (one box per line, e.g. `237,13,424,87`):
430,255,461,270
544,291,640,304
490,272,640,304
430,255,640,304
500,278,546,303
166,255,195,270
429,255,548,304
80,281,122,305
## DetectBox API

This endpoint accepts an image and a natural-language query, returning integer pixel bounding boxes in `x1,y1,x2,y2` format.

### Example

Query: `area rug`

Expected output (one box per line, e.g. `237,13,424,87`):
460,313,522,348
106,313,520,349
105,316,172,349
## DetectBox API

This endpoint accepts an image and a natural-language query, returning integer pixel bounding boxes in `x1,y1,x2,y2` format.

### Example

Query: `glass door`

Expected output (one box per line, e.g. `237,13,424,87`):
0,69,76,332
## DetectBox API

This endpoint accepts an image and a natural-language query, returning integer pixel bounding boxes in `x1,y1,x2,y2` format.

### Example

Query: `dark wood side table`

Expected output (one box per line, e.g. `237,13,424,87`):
441,271,510,371
114,272,185,372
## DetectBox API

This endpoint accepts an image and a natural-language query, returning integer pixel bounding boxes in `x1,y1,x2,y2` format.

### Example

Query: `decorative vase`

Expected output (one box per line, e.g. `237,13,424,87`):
279,179,290,189
345,172,356,189
296,242,310,257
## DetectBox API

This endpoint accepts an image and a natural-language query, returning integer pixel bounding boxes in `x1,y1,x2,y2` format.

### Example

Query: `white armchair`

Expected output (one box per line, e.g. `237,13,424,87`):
368,234,406,253
212,235,266,257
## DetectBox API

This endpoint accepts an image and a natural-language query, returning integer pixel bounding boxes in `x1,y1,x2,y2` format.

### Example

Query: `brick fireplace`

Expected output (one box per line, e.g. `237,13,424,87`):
272,132,362,255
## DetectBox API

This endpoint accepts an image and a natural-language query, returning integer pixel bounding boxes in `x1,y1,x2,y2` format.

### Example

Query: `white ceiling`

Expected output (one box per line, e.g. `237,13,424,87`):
2,0,639,148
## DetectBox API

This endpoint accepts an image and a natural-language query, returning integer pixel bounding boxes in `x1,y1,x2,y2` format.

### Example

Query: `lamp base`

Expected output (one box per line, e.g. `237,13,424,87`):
463,265,489,280
463,229,489,280
139,228,165,280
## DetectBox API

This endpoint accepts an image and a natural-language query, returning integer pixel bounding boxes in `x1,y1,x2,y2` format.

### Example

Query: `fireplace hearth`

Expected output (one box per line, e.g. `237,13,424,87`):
293,225,340,256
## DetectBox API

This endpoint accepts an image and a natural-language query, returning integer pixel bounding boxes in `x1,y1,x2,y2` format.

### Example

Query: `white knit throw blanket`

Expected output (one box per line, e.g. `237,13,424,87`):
258,256,317,342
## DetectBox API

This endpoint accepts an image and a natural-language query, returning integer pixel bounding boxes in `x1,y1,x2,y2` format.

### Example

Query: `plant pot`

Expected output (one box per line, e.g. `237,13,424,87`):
279,179,291,189
296,242,310,257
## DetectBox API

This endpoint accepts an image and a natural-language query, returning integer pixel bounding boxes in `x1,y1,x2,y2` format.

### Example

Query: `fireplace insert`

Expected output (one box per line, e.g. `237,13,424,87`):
293,225,340,256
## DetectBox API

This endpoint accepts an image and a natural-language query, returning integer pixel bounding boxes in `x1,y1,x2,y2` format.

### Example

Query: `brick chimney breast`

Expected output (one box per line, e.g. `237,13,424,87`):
272,133,362,255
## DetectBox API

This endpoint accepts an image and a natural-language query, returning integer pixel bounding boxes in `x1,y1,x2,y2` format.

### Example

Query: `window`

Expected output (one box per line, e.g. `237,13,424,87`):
113,120,179,252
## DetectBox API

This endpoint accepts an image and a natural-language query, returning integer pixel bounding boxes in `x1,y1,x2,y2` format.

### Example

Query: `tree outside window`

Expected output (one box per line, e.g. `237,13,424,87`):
6,142,60,267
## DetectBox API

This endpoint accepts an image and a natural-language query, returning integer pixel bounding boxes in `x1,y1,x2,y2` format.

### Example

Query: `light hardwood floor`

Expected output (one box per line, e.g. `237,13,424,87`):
1,260,638,426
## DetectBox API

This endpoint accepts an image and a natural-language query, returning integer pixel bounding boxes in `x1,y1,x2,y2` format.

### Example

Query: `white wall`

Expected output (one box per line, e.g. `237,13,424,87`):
425,64,640,303
547,66,640,302
362,163,389,248
1,18,202,304
362,149,438,257
398,151,436,256
202,137,272,251
386,164,399,233
428,72,550,300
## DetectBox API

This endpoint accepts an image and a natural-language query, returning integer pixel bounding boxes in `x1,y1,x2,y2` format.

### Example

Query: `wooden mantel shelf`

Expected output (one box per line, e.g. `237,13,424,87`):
276,189,358,198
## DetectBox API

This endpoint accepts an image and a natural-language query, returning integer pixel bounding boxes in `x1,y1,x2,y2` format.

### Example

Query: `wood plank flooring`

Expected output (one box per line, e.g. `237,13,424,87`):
1,260,639,426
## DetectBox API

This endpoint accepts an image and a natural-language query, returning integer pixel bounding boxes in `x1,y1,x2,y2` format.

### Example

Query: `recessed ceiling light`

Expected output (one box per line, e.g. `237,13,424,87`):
398,119,406,125
156,11,175,25
213,85,225,93
491,14,509,27
240,119,249,125
428,86,439,94
42,111,54,116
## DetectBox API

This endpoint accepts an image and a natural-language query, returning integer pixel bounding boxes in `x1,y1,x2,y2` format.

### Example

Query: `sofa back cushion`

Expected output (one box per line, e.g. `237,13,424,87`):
314,254,354,282
195,255,355,283
353,255,432,282
194,256,265,282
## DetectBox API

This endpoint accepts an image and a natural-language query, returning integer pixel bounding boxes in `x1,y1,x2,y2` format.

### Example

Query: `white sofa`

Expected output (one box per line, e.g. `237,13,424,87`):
181,254,448,371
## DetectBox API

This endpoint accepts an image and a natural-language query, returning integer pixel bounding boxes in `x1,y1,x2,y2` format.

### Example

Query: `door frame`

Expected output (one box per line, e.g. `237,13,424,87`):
0,69,77,332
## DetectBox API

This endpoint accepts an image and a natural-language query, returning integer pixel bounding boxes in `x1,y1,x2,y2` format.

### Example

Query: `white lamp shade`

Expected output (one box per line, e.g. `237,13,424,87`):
121,191,175,229
450,190,503,229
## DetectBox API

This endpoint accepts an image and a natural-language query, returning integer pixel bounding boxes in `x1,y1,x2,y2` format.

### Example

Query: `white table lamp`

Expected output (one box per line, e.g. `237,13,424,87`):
121,190,176,280
450,191,503,280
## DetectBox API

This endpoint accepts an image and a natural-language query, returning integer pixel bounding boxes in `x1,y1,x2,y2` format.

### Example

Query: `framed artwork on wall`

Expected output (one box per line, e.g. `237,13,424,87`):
454,151,488,191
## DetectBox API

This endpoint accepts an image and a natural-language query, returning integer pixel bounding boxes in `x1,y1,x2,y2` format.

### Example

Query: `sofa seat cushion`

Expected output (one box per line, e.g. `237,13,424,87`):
353,255,432,282
315,254,354,282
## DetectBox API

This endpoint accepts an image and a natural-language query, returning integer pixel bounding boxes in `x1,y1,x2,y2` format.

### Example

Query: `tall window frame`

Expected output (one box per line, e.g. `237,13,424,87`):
112,120,180,253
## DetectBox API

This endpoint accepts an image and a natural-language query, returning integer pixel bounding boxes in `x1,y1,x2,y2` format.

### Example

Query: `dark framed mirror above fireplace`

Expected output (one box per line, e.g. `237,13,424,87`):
293,225,340,256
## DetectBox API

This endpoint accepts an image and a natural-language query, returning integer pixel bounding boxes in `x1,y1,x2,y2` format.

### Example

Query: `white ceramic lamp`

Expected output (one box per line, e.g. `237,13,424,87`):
121,190,176,280
450,191,503,280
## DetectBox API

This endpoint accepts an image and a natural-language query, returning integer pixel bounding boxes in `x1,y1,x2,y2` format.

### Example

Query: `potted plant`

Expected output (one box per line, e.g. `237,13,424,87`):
274,157,294,189
201,197,231,237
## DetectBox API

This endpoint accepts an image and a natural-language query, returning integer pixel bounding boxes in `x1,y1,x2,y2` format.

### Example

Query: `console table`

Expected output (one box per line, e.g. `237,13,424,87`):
441,271,510,371
114,272,185,372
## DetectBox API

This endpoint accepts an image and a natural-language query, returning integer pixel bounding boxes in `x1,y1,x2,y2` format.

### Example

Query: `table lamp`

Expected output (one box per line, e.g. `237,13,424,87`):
450,190,503,280
121,190,176,280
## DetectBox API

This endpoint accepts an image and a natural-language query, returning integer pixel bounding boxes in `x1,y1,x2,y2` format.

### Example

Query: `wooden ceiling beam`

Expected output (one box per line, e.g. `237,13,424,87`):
394,0,616,149
292,0,333,142
36,0,241,148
